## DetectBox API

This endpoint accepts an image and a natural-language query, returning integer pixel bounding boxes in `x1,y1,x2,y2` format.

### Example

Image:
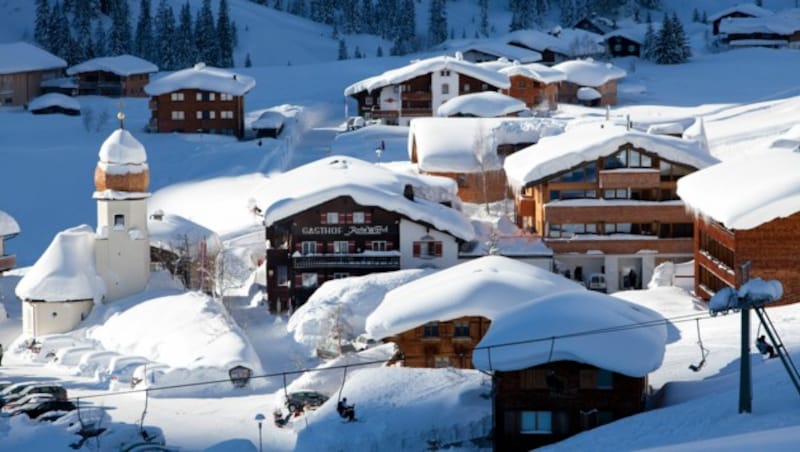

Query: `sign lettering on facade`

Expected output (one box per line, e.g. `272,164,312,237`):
300,225,390,236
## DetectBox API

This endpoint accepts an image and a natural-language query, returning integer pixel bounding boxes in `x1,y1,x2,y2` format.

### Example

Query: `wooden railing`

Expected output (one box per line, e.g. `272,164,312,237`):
293,255,400,270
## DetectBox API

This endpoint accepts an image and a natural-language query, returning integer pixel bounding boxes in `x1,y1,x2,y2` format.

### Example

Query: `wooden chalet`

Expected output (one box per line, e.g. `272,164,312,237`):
344,55,509,126
263,157,474,312
718,12,800,48
709,3,773,35
504,123,718,293
365,256,584,370
499,63,566,110
67,55,158,97
0,210,19,275
0,42,66,106
553,59,626,107
458,42,542,64
574,15,616,35
145,63,255,139
471,290,666,451
506,28,605,66
678,149,800,305
603,24,654,58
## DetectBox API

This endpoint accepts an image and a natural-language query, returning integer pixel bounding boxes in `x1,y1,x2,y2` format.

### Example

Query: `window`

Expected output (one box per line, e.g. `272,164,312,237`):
614,44,622,52
209,92,216,101
171,111,185,120
628,44,636,52
301,273,318,288
196,92,203,101
276,266,288,286
423,322,440,337
434,356,450,368
413,236,442,258
326,212,339,224
370,241,387,251
220,93,233,101
597,369,614,389
196,111,203,119
221,111,234,119
170,92,184,101
364,97,373,106
520,411,552,434
352,211,365,224
113,214,125,227
454,322,470,338
517,79,527,88
440,69,451,77
301,241,317,255
464,83,471,92
481,83,488,90
209,111,216,119
333,272,349,279
333,241,349,254
441,83,450,95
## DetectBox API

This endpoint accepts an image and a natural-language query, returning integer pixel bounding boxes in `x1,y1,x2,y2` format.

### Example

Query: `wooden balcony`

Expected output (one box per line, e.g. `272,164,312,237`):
0,254,16,273
292,254,400,270
545,202,691,224
402,91,432,101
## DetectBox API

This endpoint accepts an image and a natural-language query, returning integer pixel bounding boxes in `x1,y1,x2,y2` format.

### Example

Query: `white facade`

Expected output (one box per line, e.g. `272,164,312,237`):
399,219,461,269
95,198,150,301
22,300,94,337
431,69,460,114
553,250,690,293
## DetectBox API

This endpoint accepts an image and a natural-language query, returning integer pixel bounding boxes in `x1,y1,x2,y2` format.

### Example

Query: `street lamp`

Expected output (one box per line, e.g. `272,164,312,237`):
254,413,265,452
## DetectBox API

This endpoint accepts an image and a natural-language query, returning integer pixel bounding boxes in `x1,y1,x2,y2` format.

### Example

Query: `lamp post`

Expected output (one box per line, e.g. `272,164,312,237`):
254,413,265,452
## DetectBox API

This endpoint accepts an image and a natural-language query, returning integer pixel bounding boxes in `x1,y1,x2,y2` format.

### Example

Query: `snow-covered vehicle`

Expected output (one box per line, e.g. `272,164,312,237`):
77,350,122,376
352,334,378,351
106,356,151,384
53,346,97,366
285,389,329,412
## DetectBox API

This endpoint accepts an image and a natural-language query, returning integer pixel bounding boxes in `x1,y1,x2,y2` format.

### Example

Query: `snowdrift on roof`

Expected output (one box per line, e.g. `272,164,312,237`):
553,58,627,87
145,63,255,96
437,91,526,118
472,290,667,376
677,149,800,230
99,129,148,165
27,93,80,112
498,61,567,84
0,42,66,74
15,225,105,303
366,256,584,339
67,55,158,76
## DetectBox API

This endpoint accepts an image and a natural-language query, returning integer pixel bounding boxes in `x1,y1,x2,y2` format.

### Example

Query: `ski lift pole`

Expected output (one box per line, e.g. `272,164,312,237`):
739,262,752,414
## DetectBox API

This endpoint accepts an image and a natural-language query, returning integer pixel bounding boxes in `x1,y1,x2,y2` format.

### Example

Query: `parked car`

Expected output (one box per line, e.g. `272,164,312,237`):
9,399,76,419
0,382,38,405
352,335,378,351
2,384,67,406
2,394,55,413
285,390,329,412
586,273,607,293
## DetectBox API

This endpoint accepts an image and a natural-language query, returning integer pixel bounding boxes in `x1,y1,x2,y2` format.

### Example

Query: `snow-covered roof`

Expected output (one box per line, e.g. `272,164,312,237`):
148,212,222,257
553,58,627,87
436,91,527,118
409,117,564,173
459,41,542,63
577,86,602,101
603,23,659,44
719,15,800,35
99,128,147,165
27,93,80,112
647,121,686,136
251,111,285,130
768,124,800,151
504,122,718,190
498,62,567,84
15,225,106,303
471,290,667,377
344,55,510,96
0,42,67,75
144,63,255,96
262,156,475,241
67,55,158,76
365,255,585,339
677,149,800,230
507,28,605,57
709,3,773,22
0,210,20,237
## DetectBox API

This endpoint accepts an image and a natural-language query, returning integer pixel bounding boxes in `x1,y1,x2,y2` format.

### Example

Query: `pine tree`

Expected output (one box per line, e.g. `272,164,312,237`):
93,18,107,57
479,0,489,36
692,8,700,23
195,0,218,65
390,0,415,55
653,12,690,64
273,0,282,10
73,0,95,62
354,45,362,58
35,0,50,48
559,0,576,28
244,52,252,67
175,1,196,67
509,0,533,32
641,21,656,60
155,0,177,69
109,0,133,55
360,0,375,34
671,12,691,62
337,39,348,60
135,0,156,61
50,1,76,63
216,0,234,67
701,10,707,24
376,45,383,57
289,0,307,17
428,0,447,46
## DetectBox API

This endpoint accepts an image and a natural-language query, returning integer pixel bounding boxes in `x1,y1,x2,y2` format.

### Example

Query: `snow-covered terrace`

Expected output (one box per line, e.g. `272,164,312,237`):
261,156,475,241
145,62,255,96
365,255,584,339
504,122,718,190
436,91,527,118
0,42,66,74
409,117,564,174
553,58,627,87
67,55,158,76
472,289,667,377
343,54,510,96
677,148,800,231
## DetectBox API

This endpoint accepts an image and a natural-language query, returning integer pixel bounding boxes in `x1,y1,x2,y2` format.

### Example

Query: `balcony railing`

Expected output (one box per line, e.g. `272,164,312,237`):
293,254,400,270
0,254,16,273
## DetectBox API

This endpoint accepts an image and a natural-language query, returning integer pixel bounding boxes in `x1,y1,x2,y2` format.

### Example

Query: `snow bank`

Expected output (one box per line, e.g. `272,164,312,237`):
287,269,432,349
15,225,106,303
436,91,527,118
472,290,667,376
148,212,222,258
27,93,80,112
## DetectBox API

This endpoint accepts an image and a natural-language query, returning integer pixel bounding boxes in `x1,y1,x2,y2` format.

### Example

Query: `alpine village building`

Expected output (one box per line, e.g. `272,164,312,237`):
262,156,475,312
472,290,666,451
365,256,584,369
497,62,566,111
145,63,255,139
344,55,510,126
677,143,800,306
503,122,719,293
552,59,626,107
0,42,67,106
0,210,20,275
67,55,158,97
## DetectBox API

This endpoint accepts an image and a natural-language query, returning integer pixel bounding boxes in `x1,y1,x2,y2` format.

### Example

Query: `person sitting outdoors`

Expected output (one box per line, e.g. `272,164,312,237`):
756,335,777,359
337,397,356,422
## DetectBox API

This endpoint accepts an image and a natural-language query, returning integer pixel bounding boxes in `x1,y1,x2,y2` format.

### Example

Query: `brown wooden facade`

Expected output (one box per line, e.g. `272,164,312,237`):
606,35,642,57
74,70,151,97
494,360,648,451
502,74,559,110
0,236,15,274
384,316,492,369
423,169,510,204
694,212,800,306
148,88,246,138
559,79,619,106
514,143,698,258
0,68,63,106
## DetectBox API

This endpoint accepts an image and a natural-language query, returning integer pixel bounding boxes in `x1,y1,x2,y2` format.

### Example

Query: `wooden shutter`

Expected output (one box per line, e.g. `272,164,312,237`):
413,242,421,257
349,241,356,253
315,242,322,253
345,213,353,224
365,212,372,224
387,241,394,250
434,242,443,257
327,242,334,253
320,212,327,224
295,242,301,252
365,241,373,250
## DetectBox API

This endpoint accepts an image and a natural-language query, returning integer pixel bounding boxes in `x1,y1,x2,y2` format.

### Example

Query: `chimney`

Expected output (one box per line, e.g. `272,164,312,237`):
403,184,415,201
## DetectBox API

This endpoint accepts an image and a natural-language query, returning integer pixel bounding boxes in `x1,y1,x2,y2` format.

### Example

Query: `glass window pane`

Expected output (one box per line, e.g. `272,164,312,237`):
641,154,652,167
630,150,641,167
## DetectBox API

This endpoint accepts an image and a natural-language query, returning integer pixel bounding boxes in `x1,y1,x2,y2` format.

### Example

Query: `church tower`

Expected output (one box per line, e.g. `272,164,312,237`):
93,112,151,301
